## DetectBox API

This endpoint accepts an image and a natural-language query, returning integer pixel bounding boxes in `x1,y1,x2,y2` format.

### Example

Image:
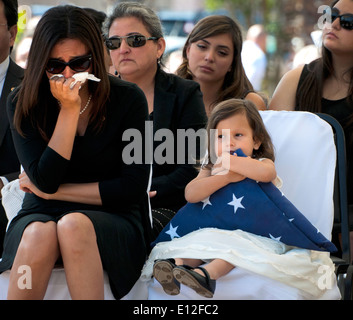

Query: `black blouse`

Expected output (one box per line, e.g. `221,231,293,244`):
7,76,151,219
149,68,207,211
297,63,353,205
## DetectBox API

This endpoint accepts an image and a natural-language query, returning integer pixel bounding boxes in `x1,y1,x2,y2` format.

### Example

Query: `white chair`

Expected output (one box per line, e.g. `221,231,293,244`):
142,110,342,300
0,177,152,300
0,111,342,300
0,266,149,300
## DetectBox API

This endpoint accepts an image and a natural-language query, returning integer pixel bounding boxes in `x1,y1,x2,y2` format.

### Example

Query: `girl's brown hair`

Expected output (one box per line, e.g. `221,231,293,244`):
13,5,110,141
205,98,274,167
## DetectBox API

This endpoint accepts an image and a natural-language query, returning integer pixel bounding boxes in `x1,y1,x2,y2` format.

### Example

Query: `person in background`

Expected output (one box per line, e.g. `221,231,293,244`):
0,0,24,257
176,15,267,116
0,5,151,300
241,24,268,91
105,2,208,239
269,0,353,256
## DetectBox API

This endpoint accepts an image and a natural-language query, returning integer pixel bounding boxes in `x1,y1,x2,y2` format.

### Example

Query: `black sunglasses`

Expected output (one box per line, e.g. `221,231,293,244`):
326,7,353,30
46,54,92,74
105,35,158,50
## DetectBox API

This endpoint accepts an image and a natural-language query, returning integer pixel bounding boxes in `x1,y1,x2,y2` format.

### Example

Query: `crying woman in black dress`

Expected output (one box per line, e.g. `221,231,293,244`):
0,6,151,299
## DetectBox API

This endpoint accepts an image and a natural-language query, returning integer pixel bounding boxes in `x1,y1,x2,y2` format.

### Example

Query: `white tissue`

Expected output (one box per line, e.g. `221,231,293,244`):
50,72,101,89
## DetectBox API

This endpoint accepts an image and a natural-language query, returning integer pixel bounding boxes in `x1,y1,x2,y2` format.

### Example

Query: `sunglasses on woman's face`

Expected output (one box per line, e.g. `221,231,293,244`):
326,7,353,30
105,34,158,50
46,54,92,74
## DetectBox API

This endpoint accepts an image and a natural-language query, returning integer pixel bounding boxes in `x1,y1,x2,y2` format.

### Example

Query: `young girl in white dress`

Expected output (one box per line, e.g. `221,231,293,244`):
152,98,279,298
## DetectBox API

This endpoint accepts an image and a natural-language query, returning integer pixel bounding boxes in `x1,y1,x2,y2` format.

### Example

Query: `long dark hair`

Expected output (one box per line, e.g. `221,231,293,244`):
296,0,353,126
13,5,110,140
177,15,254,111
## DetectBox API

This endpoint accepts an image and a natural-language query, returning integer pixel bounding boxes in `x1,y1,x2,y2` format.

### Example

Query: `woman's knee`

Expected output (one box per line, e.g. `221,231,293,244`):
57,212,96,246
17,221,59,260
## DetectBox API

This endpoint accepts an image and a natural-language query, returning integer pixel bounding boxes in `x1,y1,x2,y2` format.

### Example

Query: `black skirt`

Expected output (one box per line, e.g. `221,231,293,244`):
0,209,147,300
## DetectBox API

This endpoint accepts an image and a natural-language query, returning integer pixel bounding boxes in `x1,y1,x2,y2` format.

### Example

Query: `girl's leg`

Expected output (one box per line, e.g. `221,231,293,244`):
175,258,234,280
7,221,60,299
57,212,104,300
197,259,235,280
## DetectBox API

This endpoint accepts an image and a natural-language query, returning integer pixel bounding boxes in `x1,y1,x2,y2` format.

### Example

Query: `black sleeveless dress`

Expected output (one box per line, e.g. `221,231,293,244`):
296,63,353,221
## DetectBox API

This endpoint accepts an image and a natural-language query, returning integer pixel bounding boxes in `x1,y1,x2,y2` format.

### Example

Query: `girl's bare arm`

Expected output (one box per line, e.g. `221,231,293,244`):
223,153,277,183
185,167,244,203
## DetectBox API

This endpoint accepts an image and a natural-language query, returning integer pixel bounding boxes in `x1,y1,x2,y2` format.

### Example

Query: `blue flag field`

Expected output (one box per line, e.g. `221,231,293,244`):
152,150,337,253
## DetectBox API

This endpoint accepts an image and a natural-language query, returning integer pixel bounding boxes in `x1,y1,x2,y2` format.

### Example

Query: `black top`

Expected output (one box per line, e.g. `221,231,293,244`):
7,75,151,221
150,67,208,211
297,63,353,205
2,76,152,299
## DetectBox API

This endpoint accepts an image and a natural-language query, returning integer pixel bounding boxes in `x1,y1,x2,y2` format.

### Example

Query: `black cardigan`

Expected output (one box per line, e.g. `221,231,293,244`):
150,68,207,211
7,76,151,216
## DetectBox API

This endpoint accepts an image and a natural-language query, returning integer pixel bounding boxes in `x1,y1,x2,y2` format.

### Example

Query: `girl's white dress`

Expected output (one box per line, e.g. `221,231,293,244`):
141,172,339,299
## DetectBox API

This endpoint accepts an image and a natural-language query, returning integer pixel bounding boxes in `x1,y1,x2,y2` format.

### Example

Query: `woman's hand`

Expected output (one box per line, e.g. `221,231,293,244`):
47,76,84,160
19,171,50,200
49,75,82,113
149,191,157,198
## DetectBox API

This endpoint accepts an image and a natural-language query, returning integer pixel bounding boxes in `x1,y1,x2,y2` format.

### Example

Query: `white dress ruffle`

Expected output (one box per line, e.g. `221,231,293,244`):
141,228,338,298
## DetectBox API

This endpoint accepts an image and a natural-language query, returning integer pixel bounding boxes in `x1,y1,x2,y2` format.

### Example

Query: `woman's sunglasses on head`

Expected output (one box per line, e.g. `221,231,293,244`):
46,54,92,74
105,34,158,50
325,7,353,30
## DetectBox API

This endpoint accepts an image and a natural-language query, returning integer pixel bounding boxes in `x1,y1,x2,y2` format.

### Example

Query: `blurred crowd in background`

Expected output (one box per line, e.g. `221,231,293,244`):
14,0,331,97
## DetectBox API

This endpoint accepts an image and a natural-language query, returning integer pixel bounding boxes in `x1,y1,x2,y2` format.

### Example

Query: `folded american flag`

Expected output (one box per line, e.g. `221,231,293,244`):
152,150,337,253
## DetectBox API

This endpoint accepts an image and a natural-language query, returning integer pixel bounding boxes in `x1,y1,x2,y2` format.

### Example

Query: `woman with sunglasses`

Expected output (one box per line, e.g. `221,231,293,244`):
176,15,267,116
270,0,353,254
0,5,151,299
105,2,208,240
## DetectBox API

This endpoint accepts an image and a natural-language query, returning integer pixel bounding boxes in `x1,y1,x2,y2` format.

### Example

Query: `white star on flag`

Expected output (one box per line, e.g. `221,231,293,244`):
283,212,294,222
269,234,282,242
201,197,212,210
228,194,245,214
165,223,180,240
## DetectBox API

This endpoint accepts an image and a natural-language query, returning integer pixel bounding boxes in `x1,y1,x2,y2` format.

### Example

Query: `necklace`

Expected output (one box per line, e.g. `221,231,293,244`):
57,94,92,116
79,94,92,115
